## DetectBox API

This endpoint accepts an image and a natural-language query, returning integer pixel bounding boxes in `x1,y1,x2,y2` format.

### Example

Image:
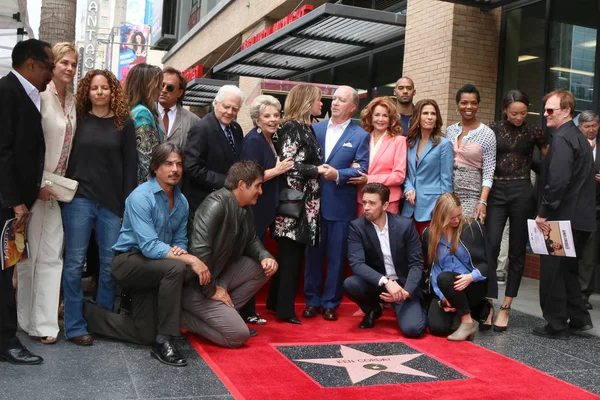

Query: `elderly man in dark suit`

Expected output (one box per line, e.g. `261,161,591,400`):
183,85,244,216
576,111,599,310
533,90,596,339
0,39,53,365
344,183,426,337
157,67,200,150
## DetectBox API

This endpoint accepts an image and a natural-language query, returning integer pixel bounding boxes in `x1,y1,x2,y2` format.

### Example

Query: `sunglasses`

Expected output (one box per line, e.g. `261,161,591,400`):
162,83,176,92
544,107,561,115
34,57,55,71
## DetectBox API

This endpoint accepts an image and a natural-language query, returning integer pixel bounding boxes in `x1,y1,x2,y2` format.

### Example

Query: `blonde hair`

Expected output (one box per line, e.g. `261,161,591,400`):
52,42,77,63
282,85,321,125
428,193,464,264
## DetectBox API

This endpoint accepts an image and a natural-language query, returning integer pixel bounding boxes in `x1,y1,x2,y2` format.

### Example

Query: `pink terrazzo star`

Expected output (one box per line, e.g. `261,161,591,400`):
296,345,436,384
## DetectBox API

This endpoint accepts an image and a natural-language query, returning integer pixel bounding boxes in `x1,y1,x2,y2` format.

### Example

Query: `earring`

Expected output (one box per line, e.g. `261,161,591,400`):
257,127,262,134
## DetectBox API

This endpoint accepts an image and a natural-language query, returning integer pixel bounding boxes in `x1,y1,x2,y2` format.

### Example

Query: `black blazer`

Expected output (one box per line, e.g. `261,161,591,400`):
537,120,596,232
241,127,278,238
347,213,423,297
594,138,600,210
183,111,242,214
0,72,45,225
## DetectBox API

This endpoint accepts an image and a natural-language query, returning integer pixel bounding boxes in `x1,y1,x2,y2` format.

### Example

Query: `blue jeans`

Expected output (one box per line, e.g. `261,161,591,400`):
62,198,121,339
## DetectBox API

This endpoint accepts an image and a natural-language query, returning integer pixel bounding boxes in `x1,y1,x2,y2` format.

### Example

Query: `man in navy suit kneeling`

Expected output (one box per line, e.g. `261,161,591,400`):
344,183,426,337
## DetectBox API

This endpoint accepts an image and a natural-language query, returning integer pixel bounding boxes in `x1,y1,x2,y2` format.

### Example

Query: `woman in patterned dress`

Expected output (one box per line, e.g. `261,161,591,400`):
267,85,327,324
16,43,79,345
124,63,164,185
446,84,496,221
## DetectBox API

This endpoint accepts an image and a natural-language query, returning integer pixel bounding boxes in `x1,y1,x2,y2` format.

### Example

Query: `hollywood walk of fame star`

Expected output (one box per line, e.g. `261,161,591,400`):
296,345,436,384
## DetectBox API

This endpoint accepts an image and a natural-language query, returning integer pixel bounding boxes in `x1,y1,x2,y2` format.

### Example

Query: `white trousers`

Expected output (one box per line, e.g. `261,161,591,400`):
16,198,63,337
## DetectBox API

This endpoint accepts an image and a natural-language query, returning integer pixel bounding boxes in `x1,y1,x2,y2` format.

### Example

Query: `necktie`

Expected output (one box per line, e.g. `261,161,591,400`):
225,126,238,158
163,108,170,137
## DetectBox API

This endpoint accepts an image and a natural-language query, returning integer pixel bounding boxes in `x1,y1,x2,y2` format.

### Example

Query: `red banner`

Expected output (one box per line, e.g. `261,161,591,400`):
241,4,314,51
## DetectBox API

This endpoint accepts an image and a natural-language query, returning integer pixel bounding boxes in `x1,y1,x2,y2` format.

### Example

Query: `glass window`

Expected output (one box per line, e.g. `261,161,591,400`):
501,1,546,124
100,16,109,28
372,45,404,98
547,0,596,114
333,57,370,118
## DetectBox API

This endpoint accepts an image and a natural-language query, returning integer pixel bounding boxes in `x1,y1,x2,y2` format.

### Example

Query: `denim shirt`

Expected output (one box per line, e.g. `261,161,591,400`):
113,178,189,259
430,234,486,300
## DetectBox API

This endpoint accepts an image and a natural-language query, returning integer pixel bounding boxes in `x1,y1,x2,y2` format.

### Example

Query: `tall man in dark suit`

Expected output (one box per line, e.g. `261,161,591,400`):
344,183,426,337
305,85,370,321
533,90,596,339
576,111,599,310
0,39,54,365
157,67,200,150
183,85,244,215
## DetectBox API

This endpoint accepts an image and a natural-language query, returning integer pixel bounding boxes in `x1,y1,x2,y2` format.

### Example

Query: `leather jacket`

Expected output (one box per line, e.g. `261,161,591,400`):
189,188,273,298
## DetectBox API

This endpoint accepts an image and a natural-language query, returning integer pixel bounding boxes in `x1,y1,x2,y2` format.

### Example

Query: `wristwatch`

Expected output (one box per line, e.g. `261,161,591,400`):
380,277,390,286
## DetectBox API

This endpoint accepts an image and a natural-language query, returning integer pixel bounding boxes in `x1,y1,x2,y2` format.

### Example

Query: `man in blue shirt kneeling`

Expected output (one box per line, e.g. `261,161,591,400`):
85,143,210,367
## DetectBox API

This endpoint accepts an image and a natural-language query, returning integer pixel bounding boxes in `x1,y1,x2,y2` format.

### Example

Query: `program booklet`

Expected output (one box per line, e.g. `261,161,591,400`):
1,218,30,270
527,219,576,258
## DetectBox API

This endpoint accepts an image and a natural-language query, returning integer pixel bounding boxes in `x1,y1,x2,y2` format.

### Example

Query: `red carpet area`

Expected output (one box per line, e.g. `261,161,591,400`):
185,304,599,400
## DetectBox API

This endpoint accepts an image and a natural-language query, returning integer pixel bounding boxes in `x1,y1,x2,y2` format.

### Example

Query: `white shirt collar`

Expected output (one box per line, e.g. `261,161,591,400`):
12,69,40,107
327,118,351,130
370,213,389,234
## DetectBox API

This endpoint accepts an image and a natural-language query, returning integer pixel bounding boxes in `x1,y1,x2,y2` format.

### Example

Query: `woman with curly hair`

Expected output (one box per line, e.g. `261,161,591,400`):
124,63,163,184
350,96,406,215
62,69,137,346
401,99,454,236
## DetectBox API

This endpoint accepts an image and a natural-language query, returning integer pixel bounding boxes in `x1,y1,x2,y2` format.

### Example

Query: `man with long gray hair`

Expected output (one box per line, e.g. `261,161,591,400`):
183,84,245,216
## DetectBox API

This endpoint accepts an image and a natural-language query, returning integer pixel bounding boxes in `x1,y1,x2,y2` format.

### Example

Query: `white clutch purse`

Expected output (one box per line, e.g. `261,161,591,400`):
43,171,79,203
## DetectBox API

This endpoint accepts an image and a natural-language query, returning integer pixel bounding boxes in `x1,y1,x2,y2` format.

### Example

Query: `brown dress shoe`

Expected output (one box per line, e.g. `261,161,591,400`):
69,334,93,346
302,306,321,318
322,308,338,321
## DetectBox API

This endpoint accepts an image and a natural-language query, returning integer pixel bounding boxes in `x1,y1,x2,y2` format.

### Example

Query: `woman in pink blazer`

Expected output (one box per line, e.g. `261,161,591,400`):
351,96,407,215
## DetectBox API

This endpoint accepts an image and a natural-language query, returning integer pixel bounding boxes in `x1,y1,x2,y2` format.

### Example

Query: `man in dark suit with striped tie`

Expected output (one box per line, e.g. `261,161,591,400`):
183,85,244,216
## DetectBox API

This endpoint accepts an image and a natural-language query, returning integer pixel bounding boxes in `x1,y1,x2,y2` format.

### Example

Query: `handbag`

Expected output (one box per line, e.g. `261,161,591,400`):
276,188,304,218
42,171,79,203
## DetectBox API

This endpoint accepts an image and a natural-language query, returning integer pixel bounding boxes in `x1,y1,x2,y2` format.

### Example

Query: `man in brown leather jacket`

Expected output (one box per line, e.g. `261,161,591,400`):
182,161,278,347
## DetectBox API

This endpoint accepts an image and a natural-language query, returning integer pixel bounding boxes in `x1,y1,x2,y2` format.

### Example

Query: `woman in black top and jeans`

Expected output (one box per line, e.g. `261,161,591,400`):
61,70,137,345
485,90,548,331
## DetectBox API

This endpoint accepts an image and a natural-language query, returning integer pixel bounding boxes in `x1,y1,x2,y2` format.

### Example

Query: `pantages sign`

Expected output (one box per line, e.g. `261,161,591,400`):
82,0,100,76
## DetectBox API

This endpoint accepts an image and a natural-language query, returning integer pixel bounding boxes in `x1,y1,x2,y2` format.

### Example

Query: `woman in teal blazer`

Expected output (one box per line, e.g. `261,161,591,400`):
401,99,454,236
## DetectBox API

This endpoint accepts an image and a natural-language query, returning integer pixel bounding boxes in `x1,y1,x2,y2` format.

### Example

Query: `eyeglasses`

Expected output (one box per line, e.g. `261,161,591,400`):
33,57,55,71
162,83,176,92
544,107,562,115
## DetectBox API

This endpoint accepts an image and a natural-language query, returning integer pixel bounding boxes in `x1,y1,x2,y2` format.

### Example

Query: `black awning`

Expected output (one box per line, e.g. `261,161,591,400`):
213,3,406,79
437,0,521,10
182,78,238,107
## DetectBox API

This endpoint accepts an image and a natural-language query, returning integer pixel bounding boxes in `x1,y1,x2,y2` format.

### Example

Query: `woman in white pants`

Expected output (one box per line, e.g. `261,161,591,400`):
16,43,78,344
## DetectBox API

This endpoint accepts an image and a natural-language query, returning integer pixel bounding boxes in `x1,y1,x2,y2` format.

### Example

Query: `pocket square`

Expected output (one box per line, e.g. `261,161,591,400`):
342,142,353,148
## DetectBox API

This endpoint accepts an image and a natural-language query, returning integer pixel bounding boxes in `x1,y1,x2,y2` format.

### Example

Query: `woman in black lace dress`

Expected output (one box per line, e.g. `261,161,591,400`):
267,85,326,324
485,90,548,331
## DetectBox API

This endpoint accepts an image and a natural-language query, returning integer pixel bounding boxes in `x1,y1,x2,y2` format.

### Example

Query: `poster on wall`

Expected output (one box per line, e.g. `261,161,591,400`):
118,24,150,81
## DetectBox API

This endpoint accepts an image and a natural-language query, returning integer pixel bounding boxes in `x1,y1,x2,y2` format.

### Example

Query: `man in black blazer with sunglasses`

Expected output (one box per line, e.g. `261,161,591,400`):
183,85,243,216
0,39,53,365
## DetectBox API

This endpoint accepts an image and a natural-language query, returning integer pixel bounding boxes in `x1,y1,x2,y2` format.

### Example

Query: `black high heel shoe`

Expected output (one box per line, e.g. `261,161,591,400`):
479,301,494,331
493,305,510,332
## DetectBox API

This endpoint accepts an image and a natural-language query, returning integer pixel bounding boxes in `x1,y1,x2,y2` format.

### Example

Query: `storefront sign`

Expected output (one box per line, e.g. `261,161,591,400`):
241,4,313,51
82,0,99,76
182,65,204,82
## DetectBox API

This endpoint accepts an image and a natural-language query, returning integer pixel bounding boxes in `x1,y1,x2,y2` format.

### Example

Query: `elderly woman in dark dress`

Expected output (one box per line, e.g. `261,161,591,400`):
239,95,294,325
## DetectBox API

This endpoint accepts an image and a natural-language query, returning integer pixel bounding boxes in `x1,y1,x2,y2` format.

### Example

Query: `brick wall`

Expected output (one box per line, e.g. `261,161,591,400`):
524,254,541,280
403,0,502,126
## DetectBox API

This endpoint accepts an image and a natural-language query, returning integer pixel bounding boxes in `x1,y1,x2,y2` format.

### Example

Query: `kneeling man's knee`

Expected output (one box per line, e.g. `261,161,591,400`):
343,275,363,296
222,328,250,349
